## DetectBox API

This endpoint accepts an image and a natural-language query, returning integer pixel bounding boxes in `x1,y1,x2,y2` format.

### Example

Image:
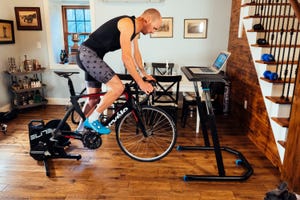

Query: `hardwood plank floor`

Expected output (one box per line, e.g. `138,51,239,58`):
0,105,281,200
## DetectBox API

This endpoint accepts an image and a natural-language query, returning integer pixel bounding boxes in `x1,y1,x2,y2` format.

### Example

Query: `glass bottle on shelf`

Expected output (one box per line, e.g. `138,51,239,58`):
23,76,30,89
12,77,19,90
28,91,34,105
23,55,31,72
34,90,42,103
13,95,19,106
18,79,23,90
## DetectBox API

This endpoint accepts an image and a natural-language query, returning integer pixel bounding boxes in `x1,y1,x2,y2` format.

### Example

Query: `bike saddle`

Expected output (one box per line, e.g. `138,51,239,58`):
54,71,79,78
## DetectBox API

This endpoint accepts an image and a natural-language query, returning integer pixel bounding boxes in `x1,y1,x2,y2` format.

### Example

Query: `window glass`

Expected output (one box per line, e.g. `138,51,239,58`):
67,22,76,33
85,22,91,32
85,10,90,21
66,9,75,20
75,9,84,20
68,35,73,48
62,6,90,55
77,22,85,33
79,34,87,43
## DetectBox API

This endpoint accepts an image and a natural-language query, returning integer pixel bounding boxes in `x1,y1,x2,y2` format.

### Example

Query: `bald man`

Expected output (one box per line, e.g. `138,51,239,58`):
76,8,162,134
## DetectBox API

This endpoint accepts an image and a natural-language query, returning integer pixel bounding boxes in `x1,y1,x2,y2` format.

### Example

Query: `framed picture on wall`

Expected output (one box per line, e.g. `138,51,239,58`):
0,19,15,44
184,18,208,39
14,7,42,30
150,17,173,38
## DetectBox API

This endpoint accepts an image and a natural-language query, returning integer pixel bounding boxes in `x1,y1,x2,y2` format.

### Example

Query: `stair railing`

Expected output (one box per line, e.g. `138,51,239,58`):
253,0,299,105
289,0,300,20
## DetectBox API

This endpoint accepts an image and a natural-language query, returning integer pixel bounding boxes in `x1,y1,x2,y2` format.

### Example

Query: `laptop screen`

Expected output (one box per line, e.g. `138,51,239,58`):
213,52,230,69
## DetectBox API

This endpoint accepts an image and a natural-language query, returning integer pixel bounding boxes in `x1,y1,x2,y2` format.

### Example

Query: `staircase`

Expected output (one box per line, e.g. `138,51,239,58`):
240,0,299,163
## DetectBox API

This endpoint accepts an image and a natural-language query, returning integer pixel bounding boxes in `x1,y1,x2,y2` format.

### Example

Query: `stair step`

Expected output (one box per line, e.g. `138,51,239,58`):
248,29,300,33
256,60,299,65
260,77,296,84
242,2,290,7
251,44,300,48
277,140,287,148
244,15,296,19
265,96,292,104
271,117,289,127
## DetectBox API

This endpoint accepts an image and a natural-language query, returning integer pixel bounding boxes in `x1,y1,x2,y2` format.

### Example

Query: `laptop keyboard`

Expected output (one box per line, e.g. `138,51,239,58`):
201,68,213,72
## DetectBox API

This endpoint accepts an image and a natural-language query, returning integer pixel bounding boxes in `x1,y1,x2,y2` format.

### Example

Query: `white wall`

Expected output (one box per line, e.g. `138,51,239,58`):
0,0,49,110
94,0,232,69
0,0,232,109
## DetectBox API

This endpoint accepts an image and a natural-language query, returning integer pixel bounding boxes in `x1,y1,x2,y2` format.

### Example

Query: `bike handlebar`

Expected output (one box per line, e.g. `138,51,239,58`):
142,77,156,87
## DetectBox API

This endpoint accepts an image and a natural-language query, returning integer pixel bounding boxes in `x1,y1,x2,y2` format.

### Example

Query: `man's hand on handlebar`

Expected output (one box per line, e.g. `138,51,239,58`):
139,76,156,95
143,74,156,82
139,80,154,95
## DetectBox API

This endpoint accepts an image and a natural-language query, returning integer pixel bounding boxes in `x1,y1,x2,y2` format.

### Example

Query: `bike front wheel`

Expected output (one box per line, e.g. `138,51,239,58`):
116,106,177,162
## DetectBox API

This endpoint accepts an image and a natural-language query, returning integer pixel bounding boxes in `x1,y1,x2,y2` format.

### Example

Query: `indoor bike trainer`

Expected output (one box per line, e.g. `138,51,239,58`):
28,119,82,176
177,67,253,181
28,72,102,177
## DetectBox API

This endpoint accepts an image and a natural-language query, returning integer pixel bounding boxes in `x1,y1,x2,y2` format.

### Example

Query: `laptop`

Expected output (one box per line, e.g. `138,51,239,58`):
188,51,231,74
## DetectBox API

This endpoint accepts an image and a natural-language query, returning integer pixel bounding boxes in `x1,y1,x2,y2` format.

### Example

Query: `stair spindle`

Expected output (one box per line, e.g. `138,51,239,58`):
264,0,274,43
287,21,300,102
272,0,284,58
254,0,260,16
278,4,292,82
281,14,297,101
275,2,289,76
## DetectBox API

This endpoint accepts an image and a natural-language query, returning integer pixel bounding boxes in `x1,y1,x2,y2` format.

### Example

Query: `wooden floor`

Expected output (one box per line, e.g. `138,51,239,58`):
0,105,281,200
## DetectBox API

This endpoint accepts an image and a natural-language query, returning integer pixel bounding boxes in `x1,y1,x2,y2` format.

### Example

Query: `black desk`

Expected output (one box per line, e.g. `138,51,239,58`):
177,66,253,181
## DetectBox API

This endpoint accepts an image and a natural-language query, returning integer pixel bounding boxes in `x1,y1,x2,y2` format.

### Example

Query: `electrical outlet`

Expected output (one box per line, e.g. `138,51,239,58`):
244,100,248,109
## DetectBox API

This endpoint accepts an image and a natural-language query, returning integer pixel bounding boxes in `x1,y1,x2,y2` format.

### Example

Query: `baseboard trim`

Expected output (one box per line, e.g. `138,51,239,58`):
0,98,70,112
47,98,70,105
0,104,11,112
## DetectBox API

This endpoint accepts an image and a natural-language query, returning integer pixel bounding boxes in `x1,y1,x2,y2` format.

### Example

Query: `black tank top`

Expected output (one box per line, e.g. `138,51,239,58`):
82,15,136,58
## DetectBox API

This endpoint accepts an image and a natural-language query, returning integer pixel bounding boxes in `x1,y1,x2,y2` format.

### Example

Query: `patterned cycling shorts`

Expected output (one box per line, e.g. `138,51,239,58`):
77,45,115,84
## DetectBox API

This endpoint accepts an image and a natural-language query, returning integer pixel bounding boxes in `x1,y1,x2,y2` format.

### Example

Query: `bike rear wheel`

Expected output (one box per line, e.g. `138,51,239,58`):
116,106,177,162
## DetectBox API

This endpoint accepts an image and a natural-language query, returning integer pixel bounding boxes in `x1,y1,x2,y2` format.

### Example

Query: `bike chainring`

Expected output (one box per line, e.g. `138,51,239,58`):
82,130,102,149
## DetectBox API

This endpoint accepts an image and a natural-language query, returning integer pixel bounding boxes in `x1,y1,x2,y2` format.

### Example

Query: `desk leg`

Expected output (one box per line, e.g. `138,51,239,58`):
196,109,200,134
177,81,253,181
202,84,225,176
194,81,210,146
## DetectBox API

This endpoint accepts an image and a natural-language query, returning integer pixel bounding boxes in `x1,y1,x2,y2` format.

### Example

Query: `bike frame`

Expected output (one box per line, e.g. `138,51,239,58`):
54,76,147,138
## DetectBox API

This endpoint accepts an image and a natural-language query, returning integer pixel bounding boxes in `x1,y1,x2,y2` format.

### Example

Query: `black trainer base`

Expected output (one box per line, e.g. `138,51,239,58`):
177,145,253,181
43,153,82,177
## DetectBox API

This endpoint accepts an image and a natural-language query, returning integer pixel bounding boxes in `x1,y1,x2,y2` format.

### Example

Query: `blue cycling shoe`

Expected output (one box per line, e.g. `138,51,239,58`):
83,119,111,134
83,119,92,129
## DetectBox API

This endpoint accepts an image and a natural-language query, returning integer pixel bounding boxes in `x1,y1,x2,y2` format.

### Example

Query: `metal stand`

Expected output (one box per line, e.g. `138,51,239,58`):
178,67,253,181
43,151,82,177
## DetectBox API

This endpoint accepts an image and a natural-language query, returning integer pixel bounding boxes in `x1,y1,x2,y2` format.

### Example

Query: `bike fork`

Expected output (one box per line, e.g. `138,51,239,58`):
131,109,148,137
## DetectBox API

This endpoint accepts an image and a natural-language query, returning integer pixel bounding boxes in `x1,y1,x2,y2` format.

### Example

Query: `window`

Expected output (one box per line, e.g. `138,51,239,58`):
62,5,91,54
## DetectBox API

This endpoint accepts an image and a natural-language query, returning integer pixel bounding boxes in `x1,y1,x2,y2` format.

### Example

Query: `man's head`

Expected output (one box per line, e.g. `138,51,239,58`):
139,8,162,35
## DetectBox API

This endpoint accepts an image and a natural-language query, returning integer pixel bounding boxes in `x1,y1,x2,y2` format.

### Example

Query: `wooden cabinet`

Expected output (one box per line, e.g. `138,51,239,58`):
4,68,47,110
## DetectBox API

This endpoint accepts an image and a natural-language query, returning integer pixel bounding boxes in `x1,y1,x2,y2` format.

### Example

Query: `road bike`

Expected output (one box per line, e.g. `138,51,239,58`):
29,71,177,165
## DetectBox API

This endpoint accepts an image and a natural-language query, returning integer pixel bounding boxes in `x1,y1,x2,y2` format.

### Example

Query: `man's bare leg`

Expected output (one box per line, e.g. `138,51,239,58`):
76,86,100,132
84,75,124,134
